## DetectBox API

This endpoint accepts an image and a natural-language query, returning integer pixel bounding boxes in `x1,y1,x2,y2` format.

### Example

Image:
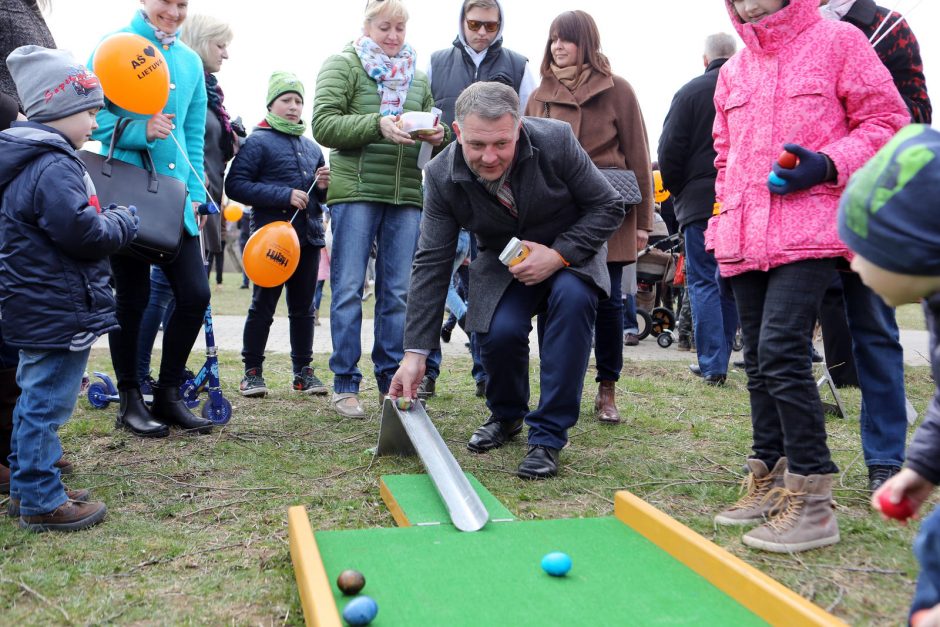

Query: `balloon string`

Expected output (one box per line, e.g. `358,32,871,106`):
292,174,322,224
168,130,216,209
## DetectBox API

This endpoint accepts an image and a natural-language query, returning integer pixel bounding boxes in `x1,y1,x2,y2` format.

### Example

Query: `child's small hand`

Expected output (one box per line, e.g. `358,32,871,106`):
871,467,935,523
767,143,833,195
912,604,940,627
290,189,309,210
315,166,330,190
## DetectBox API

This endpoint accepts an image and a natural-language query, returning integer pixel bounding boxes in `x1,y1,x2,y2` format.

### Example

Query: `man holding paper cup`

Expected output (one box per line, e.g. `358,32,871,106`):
389,82,624,479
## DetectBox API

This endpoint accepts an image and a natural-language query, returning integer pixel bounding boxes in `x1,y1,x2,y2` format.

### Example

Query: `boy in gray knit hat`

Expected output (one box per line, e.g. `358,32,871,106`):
838,123,940,625
0,45,138,532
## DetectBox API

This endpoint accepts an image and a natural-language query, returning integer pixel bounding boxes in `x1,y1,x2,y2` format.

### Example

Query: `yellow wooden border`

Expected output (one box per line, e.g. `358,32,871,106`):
614,491,847,627
287,506,342,627
379,477,412,528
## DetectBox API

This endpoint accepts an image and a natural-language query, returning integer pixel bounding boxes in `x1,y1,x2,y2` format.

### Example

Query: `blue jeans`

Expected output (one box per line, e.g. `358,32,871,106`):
314,280,325,311
683,221,738,377
426,229,471,380
595,263,624,381
912,506,940,617
478,271,598,450
329,202,420,394
136,265,175,381
9,348,89,516
839,271,907,468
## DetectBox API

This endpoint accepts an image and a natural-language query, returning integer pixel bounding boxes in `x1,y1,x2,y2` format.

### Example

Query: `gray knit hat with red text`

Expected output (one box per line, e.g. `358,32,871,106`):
5,45,104,123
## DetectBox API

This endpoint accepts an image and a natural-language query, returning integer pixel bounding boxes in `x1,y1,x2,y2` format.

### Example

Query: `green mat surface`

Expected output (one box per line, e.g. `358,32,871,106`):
316,516,767,626
381,473,515,526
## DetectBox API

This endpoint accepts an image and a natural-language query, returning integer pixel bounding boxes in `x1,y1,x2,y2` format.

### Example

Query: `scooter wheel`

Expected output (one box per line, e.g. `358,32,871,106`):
657,333,674,348
87,382,112,409
201,396,233,425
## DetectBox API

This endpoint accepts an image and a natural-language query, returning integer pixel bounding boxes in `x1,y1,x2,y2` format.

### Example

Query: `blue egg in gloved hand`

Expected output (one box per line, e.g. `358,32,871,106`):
767,171,787,187
342,595,378,625
541,551,572,577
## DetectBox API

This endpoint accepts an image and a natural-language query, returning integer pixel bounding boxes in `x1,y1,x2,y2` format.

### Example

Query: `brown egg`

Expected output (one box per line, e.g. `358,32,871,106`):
337,569,366,596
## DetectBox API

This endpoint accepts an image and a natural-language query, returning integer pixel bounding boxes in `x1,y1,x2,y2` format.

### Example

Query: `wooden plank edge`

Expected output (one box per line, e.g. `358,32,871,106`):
379,476,413,527
287,506,342,627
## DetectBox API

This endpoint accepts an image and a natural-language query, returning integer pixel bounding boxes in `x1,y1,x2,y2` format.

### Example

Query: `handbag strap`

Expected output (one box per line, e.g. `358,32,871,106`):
103,118,161,194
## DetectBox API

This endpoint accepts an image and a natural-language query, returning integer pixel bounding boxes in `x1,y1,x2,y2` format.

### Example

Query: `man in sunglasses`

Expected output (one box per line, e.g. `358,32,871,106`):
420,0,538,402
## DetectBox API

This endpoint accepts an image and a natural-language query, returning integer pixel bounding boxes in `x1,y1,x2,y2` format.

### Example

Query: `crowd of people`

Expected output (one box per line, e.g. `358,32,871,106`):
1,0,939,622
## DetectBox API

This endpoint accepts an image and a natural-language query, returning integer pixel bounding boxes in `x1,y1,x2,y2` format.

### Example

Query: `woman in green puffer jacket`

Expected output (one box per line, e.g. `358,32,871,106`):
313,0,448,419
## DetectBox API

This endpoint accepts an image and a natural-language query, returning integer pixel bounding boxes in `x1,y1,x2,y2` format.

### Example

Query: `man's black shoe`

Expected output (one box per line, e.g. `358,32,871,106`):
868,465,901,492
467,417,523,453
688,364,703,377
517,445,559,479
704,374,727,386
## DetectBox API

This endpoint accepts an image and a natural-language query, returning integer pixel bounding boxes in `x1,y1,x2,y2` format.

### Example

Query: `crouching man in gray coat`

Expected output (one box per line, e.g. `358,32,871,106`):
389,82,624,479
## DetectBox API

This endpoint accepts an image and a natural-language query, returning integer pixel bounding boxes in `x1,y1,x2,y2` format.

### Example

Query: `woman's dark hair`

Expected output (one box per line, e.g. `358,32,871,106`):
539,11,611,78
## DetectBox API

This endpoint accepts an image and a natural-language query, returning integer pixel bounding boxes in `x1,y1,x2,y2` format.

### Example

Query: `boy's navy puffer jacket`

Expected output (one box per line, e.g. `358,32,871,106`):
225,124,326,247
0,122,136,351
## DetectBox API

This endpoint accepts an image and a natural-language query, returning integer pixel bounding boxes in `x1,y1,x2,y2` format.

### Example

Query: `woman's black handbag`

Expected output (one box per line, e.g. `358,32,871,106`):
79,118,186,264
598,167,642,214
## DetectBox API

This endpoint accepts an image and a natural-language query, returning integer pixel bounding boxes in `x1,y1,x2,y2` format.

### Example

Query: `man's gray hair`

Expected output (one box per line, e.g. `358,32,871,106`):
704,33,737,62
454,82,520,126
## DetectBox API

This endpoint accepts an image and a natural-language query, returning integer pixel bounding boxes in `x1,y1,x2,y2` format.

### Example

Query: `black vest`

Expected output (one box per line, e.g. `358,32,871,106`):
429,38,528,127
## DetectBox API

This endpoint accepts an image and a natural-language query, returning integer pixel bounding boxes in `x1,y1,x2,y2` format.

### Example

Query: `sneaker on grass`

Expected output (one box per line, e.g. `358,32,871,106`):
292,366,328,395
240,368,268,398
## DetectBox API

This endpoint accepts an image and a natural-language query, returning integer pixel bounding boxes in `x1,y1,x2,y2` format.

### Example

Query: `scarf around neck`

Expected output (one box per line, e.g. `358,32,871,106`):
550,63,592,91
139,9,179,45
820,0,857,20
353,36,416,116
206,72,235,160
263,112,306,136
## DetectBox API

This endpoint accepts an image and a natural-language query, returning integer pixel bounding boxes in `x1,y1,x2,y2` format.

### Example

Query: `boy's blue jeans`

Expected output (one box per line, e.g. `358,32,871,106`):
912,506,940,616
328,202,420,395
9,348,89,516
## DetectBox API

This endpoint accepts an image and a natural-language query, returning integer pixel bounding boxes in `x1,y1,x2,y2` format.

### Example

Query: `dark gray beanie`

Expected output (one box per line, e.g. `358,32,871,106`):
5,45,104,123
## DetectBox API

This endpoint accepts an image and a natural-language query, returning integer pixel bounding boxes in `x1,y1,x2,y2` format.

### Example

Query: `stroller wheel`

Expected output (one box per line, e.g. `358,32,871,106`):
635,309,653,341
657,332,674,348
650,307,676,337
202,396,233,425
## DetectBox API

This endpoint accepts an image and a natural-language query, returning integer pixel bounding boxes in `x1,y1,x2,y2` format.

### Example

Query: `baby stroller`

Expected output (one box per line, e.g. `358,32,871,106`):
635,231,683,347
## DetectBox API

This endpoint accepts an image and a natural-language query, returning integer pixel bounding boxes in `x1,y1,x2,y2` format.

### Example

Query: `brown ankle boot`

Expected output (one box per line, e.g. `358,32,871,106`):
742,471,840,553
8,488,90,518
594,381,622,424
714,457,788,526
19,499,107,533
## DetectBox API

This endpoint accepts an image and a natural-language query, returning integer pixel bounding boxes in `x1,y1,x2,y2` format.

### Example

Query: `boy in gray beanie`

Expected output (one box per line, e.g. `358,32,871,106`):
0,45,138,532
838,123,940,625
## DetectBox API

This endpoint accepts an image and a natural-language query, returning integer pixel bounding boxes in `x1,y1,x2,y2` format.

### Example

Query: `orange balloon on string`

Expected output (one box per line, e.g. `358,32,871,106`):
93,33,170,115
242,222,300,287
223,204,244,222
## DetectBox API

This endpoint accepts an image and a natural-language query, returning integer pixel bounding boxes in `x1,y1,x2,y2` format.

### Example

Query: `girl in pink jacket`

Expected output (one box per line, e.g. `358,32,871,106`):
706,0,908,553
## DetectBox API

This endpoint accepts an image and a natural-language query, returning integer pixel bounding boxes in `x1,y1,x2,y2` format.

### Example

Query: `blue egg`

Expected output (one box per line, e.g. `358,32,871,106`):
541,551,573,577
767,171,787,187
342,595,378,626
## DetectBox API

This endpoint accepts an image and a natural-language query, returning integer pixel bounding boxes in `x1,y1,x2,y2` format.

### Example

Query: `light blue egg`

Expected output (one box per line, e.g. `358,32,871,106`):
541,551,572,577
768,171,786,187
342,595,378,626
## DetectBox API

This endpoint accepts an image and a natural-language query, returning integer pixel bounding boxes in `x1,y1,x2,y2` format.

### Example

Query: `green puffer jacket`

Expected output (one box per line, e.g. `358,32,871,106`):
313,44,448,208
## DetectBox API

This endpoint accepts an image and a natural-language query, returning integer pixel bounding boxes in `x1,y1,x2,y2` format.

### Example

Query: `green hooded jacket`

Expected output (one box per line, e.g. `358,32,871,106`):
313,44,448,208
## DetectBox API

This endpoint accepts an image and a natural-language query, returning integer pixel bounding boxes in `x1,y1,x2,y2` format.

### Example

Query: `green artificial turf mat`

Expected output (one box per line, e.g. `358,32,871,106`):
381,473,516,526
316,516,767,626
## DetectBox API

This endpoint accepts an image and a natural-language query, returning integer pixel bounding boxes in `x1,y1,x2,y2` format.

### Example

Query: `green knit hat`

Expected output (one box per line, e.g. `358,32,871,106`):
266,71,304,107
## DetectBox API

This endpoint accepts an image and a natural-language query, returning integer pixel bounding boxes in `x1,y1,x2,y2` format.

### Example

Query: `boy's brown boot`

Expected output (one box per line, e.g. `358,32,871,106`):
742,471,840,553
714,457,787,526
594,381,622,424
19,499,106,533
8,488,90,518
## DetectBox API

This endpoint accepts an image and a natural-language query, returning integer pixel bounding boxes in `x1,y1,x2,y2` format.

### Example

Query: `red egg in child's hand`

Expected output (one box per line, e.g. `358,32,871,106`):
877,490,916,521
777,151,798,169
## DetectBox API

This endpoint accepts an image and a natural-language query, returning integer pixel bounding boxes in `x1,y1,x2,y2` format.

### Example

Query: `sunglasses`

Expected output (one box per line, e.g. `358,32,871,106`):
466,19,500,33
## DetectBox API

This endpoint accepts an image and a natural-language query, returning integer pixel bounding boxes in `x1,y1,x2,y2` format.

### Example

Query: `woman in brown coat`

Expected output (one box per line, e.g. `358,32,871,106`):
526,10,653,424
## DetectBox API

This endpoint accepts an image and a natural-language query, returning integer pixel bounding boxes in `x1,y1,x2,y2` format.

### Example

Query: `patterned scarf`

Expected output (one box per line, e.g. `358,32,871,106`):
139,9,179,45
478,168,517,218
205,72,235,160
353,36,415,116
820,0,857,20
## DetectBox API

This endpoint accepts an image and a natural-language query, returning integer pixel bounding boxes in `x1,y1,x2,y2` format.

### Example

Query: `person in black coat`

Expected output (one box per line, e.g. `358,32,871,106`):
225,72,329,398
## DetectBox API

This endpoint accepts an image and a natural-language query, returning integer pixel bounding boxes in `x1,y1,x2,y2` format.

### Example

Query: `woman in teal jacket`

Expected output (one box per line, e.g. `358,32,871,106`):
91,0,212,437
313,0,447,418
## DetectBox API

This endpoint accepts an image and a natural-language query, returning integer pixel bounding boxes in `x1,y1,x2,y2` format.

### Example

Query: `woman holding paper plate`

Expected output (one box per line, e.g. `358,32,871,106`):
313,0,448,419
225,71,330,398
91,0,213,437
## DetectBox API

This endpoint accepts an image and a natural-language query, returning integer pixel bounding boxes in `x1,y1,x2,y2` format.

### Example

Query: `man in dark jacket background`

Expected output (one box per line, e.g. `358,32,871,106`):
390,82,624,480
658,33,737,387
421,0,538,400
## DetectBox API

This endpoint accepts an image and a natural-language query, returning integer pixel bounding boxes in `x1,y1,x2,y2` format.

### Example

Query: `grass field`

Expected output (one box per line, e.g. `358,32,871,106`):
0,343,935,625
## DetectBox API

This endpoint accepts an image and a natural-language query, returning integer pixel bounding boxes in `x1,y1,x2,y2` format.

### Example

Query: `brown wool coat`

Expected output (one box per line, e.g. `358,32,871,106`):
525,71,653,263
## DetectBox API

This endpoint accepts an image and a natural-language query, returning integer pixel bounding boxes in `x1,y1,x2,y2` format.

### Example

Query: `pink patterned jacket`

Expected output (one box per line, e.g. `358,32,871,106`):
705,0,909,277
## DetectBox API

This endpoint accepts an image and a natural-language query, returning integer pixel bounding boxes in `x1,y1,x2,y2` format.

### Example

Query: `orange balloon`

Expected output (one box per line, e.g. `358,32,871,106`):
223,204,244,222
242,222,300,288
93,33,170,115
653,170,671,203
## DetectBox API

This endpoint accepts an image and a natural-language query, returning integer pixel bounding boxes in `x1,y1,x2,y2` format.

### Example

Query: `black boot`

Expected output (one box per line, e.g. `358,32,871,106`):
150,383,213,434
116,388,169,438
